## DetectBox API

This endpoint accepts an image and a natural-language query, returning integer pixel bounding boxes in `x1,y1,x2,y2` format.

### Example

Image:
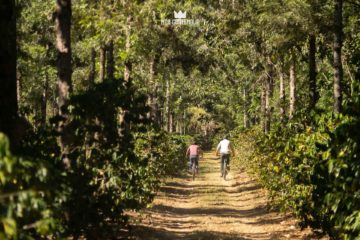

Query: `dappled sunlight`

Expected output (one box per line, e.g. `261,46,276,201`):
130,152,317,240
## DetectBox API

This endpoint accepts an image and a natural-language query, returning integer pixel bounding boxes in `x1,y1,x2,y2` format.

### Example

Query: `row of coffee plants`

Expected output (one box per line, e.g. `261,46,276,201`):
233,85,360,239
0,80,189,239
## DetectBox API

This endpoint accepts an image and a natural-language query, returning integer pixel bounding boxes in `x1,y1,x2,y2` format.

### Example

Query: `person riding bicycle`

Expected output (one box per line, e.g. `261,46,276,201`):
216,135,235,177
186,140,202,172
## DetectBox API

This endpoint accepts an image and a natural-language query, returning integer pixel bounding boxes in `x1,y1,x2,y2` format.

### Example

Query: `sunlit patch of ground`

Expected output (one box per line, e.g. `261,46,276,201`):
127,152,328,240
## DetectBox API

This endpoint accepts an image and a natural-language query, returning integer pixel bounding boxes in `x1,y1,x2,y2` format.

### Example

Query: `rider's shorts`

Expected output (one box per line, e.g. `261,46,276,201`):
220,154,230,164
190,155,199,167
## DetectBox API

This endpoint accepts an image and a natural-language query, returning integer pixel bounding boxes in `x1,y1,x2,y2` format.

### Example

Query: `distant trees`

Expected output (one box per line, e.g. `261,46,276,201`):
2,0,353,142
9,0,355,139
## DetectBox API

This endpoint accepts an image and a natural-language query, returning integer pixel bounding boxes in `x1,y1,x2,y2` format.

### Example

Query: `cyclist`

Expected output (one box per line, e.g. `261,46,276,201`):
186,140,202,173
216,135,235,177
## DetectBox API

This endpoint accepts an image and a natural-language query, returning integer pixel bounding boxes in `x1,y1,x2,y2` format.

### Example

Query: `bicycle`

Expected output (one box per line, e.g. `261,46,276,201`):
190,156,200,180
222,158,227,180
220,154,230,180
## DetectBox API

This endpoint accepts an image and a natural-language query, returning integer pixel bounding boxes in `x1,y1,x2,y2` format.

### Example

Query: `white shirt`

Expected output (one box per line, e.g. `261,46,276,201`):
217,139,231,154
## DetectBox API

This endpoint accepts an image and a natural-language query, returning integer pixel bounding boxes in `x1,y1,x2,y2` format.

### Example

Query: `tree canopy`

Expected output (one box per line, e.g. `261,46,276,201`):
0,0,360,239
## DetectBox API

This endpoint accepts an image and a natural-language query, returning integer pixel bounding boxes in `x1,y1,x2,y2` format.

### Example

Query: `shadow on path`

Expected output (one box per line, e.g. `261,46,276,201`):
128,152,320,240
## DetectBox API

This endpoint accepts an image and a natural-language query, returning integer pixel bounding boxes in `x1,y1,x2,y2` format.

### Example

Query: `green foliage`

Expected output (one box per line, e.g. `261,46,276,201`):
12,0,360,238
235,84,360,239
311,84,360,239
54,80,152,238
0,80,190,239
135,131,190,176
0,133,60,239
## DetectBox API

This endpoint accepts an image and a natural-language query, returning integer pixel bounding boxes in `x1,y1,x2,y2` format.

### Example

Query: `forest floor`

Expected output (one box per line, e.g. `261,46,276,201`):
127,152,328,240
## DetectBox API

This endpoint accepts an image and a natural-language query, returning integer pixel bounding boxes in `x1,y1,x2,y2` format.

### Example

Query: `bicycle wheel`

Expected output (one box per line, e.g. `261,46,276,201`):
222,159,227,180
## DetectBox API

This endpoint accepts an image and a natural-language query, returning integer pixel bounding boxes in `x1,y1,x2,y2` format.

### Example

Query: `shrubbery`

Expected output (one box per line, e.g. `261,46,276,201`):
311,85,360,239
233,85,360,239
135,131,190,177
0,133,60,239
0,80,189,239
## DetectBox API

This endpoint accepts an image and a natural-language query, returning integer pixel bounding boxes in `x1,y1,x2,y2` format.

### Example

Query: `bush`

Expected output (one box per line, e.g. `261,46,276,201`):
0,80,190,239
135,131,190,177
0,133,61,239
235,84,360,239
311,84,360,239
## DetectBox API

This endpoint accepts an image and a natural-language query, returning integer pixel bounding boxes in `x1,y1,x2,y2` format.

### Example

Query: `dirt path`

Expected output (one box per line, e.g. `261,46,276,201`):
129,152,322,240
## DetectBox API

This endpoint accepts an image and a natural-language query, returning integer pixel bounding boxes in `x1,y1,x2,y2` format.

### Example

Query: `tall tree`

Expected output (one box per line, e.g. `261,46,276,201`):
243,87,249,128
41,72,49,127
264,76,271,134
0,0,18,143
165,75,171,132
148,56,159,123
106,40,114,81
333,0,343,113
278,62,286,121
99,44,106,82
308,34,318,110
88,47,96,86
262,56,274,134
55,0,72,167
124,15,132,82
261,78,267,133
289,52,296,119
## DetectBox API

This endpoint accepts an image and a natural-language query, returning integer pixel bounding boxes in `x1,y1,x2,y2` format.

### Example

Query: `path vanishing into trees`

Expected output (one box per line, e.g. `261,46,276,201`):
129,152,326,240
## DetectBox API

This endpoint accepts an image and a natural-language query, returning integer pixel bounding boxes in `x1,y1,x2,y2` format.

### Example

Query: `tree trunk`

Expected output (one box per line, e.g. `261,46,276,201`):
279,63,285,121
169,113,174,133
52,88,58,116
165,76,171,132
265,57,273,133
289,52,296,119
148,58,155,118
85,49,95,160
124,15,132,82
106,40,114,81
309,35,318,110
88,47,96,87
333,0,343,114
55,0,72,168
160,111,164,131
17,69,21,105
243,87,249,128
0,0,18,143
41,72,49,127
182,110,186,135
148,57,159,123
99,44,106,82
261,57,273,134
261,82,266,133
267,57,275,98
264,76,271,134
176,120,180,134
